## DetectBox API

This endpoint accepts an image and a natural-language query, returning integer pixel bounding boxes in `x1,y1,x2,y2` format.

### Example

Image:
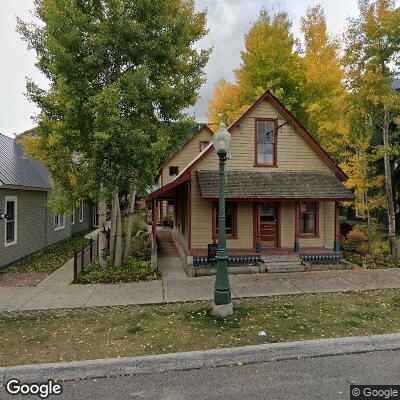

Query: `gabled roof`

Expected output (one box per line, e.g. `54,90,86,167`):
164,90,348,182
0,133,51,190
157,123,214,174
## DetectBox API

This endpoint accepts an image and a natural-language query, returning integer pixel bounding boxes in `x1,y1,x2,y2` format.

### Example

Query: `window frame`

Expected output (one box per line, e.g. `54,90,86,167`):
54,213,66,231
254,118,278,167
199,141,210,152
71,210,75,225
79,201,84,222
4,196,17,247
212,201,238,241
169,166,179,176
298,201,319,238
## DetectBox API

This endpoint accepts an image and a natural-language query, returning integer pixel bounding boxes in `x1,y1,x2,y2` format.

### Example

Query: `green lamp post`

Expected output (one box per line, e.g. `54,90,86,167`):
213,123,233,317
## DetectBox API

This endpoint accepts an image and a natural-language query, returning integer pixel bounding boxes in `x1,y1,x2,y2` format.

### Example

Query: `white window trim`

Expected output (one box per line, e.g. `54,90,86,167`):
79,201,84,222
4,196,17,247
71,210,75,225
54,213,66,231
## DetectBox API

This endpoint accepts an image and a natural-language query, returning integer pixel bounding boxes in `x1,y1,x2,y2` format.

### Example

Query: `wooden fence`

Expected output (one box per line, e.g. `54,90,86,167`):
73,235,99,280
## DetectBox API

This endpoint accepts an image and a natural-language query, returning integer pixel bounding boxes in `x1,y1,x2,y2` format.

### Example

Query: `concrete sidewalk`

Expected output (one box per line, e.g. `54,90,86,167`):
2,228,400,312
2,268,400,312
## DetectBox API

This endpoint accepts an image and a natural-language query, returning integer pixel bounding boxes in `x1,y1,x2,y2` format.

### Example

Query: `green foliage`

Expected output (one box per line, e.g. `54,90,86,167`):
17,0,210,208
130,234,152,261
345,222,390,256
131,216,149,236
75,258,155,284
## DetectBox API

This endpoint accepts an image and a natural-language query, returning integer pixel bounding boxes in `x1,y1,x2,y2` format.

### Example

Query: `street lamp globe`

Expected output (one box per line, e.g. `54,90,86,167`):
213,123,231,153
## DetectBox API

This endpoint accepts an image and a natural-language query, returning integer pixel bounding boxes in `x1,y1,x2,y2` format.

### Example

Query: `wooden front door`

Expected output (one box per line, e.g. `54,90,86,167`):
259,202,278,248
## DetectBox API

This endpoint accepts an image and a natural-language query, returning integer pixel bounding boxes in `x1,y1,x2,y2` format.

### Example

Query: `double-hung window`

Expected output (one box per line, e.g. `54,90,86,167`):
212,202,237,240
299,202,318,237
5,196,17,246
54,213,65,231
255,119,276,166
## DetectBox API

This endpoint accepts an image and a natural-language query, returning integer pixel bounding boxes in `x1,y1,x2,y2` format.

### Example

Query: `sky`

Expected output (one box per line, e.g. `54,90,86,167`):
0,0,364,138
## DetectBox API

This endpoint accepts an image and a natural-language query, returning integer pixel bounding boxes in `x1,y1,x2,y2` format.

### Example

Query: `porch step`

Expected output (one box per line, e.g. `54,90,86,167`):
265,264,306,273
262,255,301,264
262,255,304,273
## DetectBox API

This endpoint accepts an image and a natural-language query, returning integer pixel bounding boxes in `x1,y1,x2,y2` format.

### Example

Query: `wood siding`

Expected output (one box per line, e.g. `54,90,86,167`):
0,189,47,267
161,127,213,186
198,100,333,173
0,188,93,268
191,174,254,249
189,98,336,251
280,201,335,248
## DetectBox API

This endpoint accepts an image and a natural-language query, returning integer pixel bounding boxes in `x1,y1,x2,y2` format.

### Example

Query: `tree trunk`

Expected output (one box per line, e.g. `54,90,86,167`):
382,104,397,258
113,199,123,267
109,191,119,265
122,184,137,265
98,183,108,268
365,195,372,252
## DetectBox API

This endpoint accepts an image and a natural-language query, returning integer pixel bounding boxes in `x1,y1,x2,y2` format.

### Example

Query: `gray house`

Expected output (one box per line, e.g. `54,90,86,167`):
0,133,96,268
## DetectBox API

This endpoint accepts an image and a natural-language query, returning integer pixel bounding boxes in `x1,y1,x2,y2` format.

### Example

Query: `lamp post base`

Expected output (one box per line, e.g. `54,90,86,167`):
213,302,233,317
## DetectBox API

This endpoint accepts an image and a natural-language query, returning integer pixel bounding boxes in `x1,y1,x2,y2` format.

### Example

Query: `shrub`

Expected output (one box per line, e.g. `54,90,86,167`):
75,258,156,284
130,234,152,261
131,215,148,235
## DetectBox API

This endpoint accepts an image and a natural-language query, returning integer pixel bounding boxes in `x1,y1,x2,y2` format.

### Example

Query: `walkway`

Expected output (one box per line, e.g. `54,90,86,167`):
2,228,400,312
2,267,400,312
156,229,187,280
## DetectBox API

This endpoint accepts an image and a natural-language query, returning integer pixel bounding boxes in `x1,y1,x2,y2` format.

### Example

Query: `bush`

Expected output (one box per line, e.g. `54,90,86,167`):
75,258,156,284
130,234,152,261
345,225,368,252
131,215,148,236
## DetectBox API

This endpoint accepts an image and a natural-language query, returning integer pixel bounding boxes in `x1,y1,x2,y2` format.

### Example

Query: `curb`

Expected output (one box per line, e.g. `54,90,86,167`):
1,333,400,384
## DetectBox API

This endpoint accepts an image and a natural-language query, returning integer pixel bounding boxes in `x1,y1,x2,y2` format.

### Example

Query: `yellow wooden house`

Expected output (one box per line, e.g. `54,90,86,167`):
148,90,354,272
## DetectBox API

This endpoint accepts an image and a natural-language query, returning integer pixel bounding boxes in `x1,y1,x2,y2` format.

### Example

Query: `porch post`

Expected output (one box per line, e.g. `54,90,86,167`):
334,202,340,252
159,200,163,222
294,201,300,253
152,198,157,250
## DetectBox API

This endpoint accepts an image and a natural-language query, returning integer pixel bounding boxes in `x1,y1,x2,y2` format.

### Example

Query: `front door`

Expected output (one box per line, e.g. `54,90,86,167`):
259,203,278,248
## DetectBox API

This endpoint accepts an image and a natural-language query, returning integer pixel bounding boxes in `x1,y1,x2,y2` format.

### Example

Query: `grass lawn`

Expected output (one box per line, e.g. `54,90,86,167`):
1,289,400,366
0,229,92,277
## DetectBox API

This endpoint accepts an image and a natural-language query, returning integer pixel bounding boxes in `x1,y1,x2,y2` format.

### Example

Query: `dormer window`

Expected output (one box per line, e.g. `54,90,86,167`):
255,119,277,166
199,141,209,152
169,166,179,176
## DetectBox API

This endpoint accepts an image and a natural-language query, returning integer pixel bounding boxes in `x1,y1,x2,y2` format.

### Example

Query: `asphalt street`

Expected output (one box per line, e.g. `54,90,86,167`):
1,350,400,400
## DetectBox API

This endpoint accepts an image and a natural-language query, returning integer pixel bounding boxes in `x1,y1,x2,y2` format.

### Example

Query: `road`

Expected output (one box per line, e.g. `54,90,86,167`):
1,350,400,399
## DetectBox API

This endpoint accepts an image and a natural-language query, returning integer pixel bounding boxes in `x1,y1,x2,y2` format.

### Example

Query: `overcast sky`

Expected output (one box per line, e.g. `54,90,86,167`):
0,0,373,138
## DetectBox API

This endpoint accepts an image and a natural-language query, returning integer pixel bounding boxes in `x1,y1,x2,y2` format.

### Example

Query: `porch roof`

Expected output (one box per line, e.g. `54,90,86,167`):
197,170,355,201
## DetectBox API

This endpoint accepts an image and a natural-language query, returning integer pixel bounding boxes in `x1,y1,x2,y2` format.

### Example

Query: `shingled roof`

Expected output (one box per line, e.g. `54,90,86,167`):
197,170,355,200
0,133,51,190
